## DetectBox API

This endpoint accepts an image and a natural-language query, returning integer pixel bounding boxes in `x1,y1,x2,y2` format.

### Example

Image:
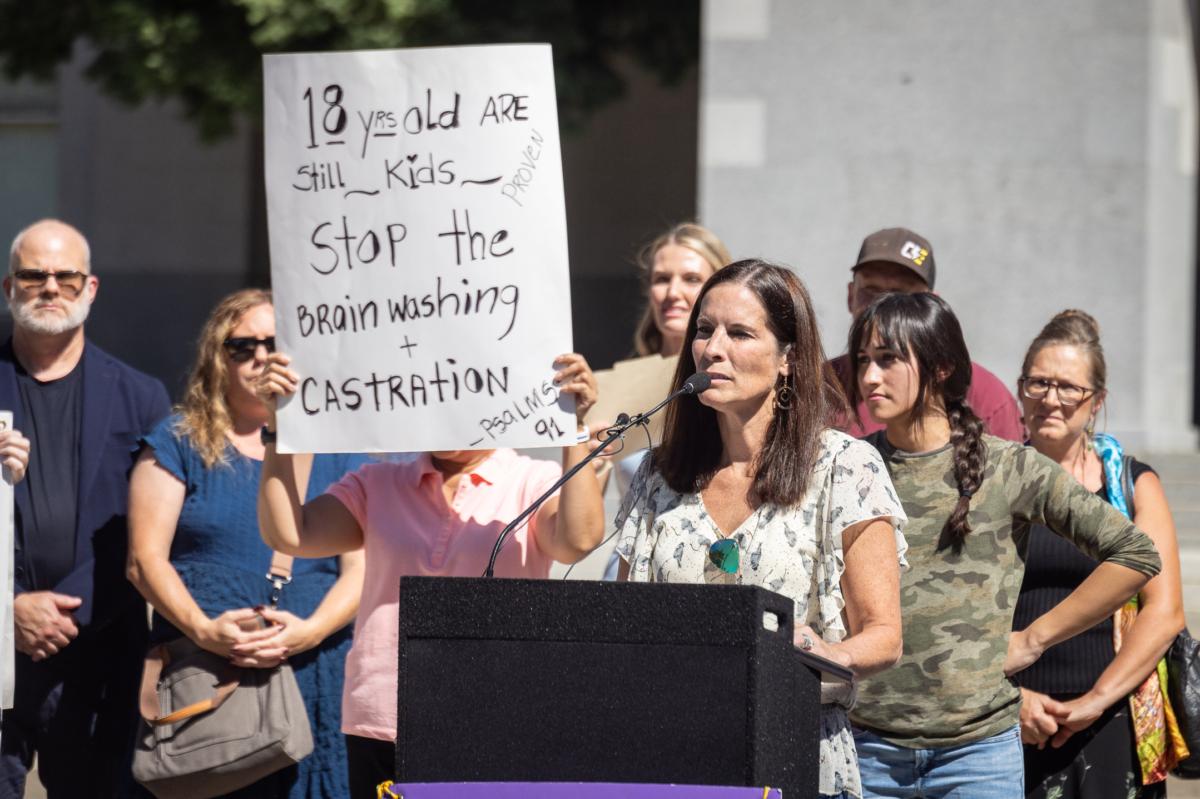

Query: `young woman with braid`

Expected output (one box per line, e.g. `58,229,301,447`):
1013,311,1186,797
844,293,1162,799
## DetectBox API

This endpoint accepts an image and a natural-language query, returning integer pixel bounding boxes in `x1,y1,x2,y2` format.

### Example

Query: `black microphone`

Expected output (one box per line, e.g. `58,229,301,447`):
682,372,712,394
607,371,711,436
482,372,712,578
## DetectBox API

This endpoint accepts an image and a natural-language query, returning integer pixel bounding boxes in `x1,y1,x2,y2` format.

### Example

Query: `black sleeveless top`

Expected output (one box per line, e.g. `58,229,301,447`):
1011,457,1155,695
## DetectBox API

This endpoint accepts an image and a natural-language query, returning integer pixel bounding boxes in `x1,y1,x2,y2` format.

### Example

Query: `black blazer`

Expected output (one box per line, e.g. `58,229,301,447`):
1,339,170,632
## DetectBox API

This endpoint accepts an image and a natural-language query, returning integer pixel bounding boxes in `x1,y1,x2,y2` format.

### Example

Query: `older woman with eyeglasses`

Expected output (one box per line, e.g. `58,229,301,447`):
1012,310,1186,798
126,289,369,798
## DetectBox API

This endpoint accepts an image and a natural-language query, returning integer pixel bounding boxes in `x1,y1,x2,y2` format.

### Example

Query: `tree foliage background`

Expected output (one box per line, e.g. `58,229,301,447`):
0,0,698,139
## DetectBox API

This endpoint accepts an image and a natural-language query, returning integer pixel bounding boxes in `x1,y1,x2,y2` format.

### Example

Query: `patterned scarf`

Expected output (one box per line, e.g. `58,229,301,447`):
1095,433,1190,783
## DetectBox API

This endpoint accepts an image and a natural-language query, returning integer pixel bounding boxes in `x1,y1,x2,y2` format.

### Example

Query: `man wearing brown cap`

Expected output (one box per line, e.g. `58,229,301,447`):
830,227,1024,441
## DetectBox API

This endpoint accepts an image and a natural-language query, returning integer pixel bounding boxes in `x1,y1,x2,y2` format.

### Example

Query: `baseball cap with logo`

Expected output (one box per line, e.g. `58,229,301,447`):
852,227,936,289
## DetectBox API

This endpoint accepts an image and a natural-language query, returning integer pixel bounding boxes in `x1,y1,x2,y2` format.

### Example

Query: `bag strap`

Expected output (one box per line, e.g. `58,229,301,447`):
267,551,295,607
268,551,294,580
265,458,311,606
137,459,312,725
138,644,240,726
1122,454,1137,519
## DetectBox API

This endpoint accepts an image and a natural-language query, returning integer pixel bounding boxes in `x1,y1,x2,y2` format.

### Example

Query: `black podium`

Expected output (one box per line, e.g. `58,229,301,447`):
395,577,829,798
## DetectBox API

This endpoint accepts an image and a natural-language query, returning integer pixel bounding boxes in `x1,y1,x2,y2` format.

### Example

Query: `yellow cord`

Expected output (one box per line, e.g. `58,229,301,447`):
376,781,403,799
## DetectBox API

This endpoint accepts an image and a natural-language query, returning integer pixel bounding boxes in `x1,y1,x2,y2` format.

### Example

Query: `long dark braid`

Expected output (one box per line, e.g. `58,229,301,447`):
940,397,986,555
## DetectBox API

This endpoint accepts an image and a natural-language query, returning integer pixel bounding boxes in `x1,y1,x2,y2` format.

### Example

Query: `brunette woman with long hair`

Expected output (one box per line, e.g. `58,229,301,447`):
615,259,908,799
845,293,1162,798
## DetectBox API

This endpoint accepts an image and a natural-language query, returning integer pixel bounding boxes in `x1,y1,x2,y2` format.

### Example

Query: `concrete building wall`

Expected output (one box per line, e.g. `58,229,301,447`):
700,0,1198,451
563,58,699,370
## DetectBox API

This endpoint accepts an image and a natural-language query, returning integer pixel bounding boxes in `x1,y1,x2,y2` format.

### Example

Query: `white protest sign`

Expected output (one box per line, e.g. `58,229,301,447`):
0,411,13,710
263,45,575,453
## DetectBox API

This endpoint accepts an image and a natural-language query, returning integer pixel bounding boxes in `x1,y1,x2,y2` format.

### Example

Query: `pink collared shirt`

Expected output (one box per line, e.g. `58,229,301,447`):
326,449,561,741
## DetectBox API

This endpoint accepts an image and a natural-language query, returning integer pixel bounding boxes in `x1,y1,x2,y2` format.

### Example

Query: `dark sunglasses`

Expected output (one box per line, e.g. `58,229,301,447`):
222,336,275,362
704,538,739,585
12,269,88,296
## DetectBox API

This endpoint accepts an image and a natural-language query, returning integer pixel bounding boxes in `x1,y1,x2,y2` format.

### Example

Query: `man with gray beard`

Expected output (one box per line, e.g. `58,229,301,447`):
0,219,169,798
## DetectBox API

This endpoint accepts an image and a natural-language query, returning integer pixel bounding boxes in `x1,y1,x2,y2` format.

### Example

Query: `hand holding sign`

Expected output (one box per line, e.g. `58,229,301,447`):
551,353,598,424
256,352,300,422
0,425,29,484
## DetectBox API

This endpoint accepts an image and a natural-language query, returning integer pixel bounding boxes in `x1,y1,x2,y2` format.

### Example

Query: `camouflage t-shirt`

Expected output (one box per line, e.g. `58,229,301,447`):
850,434,1161,748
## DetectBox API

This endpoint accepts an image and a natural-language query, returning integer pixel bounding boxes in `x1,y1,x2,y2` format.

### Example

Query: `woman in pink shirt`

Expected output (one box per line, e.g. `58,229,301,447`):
255,350,606,797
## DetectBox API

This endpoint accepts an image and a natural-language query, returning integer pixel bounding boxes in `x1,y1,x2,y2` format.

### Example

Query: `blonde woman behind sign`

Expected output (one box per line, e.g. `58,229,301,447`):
631,222,732,358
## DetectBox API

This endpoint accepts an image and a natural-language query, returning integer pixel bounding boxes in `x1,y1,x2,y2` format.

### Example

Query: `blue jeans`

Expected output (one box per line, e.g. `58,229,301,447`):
853,724,1023,798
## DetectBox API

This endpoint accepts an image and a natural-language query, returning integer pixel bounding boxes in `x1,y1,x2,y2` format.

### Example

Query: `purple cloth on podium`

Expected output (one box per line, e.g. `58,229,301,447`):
381,784,783,798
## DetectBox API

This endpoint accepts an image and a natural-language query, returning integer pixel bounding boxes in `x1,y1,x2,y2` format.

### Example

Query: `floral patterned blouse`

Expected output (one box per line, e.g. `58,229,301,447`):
614,429,908,799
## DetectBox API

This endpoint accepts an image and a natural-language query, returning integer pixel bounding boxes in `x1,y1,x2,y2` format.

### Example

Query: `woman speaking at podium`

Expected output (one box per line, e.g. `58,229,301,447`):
613,259,908,799
254,349,607,797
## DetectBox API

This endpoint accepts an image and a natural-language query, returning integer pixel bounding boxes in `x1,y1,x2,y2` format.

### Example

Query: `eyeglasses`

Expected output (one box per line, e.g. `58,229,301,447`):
12,269,88,297
1020,377,1095,407
705,538,739,585
223,336,275,363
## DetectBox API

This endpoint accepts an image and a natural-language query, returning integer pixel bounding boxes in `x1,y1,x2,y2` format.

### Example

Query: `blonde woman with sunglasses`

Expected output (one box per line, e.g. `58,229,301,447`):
127,289,369,798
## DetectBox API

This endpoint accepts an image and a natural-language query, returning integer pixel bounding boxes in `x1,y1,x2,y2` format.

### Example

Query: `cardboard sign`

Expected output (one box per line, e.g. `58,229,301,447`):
263,45,575,453
586,355,679,460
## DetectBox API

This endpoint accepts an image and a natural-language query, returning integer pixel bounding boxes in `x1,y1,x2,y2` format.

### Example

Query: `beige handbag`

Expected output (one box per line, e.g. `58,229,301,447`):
132,552,314,799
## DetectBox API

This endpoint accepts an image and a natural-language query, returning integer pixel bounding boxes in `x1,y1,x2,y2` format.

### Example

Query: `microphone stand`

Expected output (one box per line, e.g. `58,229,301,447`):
482,380,703,578
482,423,626,577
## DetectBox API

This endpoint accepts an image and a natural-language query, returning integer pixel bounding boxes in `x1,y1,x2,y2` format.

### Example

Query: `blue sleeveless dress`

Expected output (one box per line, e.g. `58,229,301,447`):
143,415,368,799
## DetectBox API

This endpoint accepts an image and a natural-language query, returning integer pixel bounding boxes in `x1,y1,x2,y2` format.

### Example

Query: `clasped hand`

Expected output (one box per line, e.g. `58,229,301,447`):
1010,630,1107,749
196,607,319,668
1019,688,1108,749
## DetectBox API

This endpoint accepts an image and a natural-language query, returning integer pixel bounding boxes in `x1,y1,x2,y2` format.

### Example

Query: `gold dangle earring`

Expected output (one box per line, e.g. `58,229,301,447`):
774,371,793,411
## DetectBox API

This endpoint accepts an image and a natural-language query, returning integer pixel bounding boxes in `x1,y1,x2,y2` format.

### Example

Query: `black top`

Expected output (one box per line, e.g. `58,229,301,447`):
1012,457,1155,696
16,360,83,590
